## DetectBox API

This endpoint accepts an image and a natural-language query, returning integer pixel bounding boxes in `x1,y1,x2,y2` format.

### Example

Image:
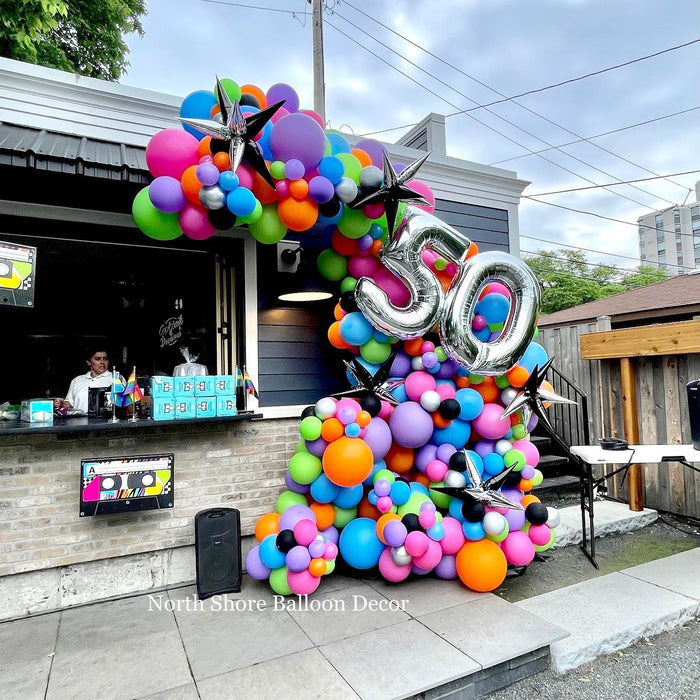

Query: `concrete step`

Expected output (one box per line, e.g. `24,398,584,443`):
537,453,570,471
534,474,579,497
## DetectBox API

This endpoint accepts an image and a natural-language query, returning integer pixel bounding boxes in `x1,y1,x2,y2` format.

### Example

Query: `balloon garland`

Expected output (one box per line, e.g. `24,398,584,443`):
133,77,566,595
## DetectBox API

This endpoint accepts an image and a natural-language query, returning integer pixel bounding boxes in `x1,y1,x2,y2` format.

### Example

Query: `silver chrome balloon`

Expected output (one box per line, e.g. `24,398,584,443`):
355,206,472,339
391,545,412,566
440,251,540,376
199,184,227,210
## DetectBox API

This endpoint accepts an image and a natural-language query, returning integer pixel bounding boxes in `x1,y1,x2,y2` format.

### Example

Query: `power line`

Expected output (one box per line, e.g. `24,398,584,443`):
325,18,663,211
489,106,700,166
201,0,300,14
341,1,694,195
528,169,700,197
521,235,651,267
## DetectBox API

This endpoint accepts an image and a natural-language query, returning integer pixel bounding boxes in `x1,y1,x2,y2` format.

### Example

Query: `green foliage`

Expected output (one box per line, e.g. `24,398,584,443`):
523,249,669,315
0,0,146,80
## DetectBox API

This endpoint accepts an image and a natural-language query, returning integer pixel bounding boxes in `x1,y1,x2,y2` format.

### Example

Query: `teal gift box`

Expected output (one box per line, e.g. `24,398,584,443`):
194,376,216,396
173,376,195,396
216,395,238,417
214,375,236,395
174,396,196,419
195,396,217,418
150,376,174,397
152,397,176,421
21,399,53,423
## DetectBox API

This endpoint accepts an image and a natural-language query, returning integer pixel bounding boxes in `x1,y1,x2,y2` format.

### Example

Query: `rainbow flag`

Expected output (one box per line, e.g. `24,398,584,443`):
243,368,258,399
120,367,144,406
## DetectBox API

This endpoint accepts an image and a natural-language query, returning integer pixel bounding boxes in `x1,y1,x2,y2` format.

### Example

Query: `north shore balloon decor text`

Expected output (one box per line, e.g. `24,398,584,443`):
132,77,561,596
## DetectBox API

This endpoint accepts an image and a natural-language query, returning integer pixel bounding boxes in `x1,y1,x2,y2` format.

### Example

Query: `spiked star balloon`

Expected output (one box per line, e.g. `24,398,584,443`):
180,77,284,189
330,352,402,405
500,358,577,431
351,149,432,237
433,450,524,510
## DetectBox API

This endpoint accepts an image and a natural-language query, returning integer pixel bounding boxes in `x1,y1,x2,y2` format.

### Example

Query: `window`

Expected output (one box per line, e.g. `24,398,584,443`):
658,254,666,266
655,213,664,229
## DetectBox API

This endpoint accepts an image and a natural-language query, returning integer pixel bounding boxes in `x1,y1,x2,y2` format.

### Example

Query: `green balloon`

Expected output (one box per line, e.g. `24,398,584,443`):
372,468,395,485
333,505,357,529
435,347,447,362
132,188,183,241
531,468,544,487
215,78,241,103
504,449,526,472
237,199,263,225
270,161,286,180
511,424,528,440
340,276,358,293
317,249,348,281
269,566,292,595
397,491,431,516
275,490,307,513
249,204,287,244
469,373,485,385
337,207,372,239
336,152,362,183
299,416,323,441
427,483,452,510
534,528,556,552
324,558,336,575
360,337,392,365
288,451,322,485
295,438,306,453
495,374,511,389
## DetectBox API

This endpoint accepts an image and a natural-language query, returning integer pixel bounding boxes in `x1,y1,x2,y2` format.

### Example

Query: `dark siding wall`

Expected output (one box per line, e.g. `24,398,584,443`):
434,199,510,253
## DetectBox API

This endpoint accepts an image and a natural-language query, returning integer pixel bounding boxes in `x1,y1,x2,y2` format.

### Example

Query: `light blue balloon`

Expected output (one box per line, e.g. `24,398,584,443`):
310,473,340,503
334,484,364,508
258,534,286,569
455,388,484,421
462,520,485,541
338,517,384,569
433,419,471,449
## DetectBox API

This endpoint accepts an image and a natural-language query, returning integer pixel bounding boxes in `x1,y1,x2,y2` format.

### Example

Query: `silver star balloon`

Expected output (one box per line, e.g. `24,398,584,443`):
500,358,577,432
330,352,403,405
433,450,524,510
181,76,284,189
351,149,432,237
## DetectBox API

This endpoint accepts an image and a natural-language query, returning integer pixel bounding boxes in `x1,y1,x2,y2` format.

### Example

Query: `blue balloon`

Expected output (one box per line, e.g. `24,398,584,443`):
474,325,492,342
310,473,340,503
219,171,240,191
390,383,408,403
389,480,411,505
226,187,257,217
410,481,430,496
318,156,346,184
258,534,286,569
338,517,384,569
476,293,510,325
519,341,549,373
483,452,505,477
326,132,351,155
433,418,471,448
180,90,218,140
346,356,380,385
339,312,373,345
363,459,386,487
334,484,364,508
449,497,465,521
455,388,484,421
463,520,485,541
465,450,484,475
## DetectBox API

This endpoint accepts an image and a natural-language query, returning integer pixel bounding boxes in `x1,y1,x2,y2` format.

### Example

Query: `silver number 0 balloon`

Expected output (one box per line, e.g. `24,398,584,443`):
355,206,541,376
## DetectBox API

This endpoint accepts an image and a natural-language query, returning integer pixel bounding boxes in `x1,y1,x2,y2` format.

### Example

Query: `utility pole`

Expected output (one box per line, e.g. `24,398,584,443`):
312,0,326,125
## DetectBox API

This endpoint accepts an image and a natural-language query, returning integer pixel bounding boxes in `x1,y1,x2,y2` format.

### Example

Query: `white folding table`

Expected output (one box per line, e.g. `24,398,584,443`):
569,443,700,567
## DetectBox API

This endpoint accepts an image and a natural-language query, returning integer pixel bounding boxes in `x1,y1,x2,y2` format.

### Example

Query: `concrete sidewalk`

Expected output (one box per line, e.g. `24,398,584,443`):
1,501,699,700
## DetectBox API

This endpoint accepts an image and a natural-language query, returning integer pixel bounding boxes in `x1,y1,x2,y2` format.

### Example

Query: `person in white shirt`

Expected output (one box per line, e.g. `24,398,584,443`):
54,350,114,414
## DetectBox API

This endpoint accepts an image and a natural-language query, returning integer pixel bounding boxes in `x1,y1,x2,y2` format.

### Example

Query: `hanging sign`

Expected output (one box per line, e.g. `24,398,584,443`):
0,240,37,307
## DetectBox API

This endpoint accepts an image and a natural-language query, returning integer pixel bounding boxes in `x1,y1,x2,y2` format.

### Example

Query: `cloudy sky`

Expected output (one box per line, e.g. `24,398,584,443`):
124,0,700,274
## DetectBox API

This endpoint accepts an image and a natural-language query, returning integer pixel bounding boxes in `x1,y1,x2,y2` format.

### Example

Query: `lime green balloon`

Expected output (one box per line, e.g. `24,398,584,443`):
132,188,183,241
469,373,484,385
337,207,372,239
269,566,292,595
275,490,307,513
333,505,357,529
533,327,539,339
397,491,431,516
295,438,307,453
486,520,510,543
237,199,263,225
249,204,287,244
534,528,556,552
511,424,528,440
289,451,323,485
434,257,447,271
323,558,336,575
428,482,452,510
531,468,544,487
340,276,358,293
435,347,447,362
504,449,526,472
215,78,241,103
336,152,362,183
317,249,348,281
495,374,510,389
360,337,392,364
270,161,286,180
372,469,395,485
299,416,323,441
324,137,332,157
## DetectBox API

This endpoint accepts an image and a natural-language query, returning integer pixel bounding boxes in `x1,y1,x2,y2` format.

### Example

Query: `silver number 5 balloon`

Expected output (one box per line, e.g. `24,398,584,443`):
355,206,541,376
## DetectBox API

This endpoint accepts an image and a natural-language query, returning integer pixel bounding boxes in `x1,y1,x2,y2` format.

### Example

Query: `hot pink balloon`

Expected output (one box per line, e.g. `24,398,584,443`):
178,204,216,240
378,547,412,582
407,179,435,213
146,129,200,179
372,265,411,306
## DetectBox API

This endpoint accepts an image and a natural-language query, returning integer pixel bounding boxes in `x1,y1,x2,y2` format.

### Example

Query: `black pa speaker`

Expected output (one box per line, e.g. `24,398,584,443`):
688,380,700,451
194,508,242,599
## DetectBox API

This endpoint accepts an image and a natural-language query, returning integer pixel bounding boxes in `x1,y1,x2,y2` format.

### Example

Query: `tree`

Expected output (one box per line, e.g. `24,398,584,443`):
523,249,668,315
0,0,146,81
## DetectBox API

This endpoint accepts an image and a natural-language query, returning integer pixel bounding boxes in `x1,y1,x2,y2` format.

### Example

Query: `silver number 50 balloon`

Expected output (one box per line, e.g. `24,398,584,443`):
355,206,540,376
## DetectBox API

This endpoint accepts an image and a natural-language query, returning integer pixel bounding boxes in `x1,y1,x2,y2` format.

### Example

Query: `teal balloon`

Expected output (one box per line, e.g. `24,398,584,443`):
132,187,183,240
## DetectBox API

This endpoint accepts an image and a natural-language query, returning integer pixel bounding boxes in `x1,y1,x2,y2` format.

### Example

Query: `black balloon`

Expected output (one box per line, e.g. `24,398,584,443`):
210,138,229,154
239,94,261,109
461,498,485,522
525,502,549,525
360,394,381,417
319,197,342,218
438,398,461,420
276,529,297,553
401,513,421,532
339,291,358,313
424,332,441,346
449,451,467,471
504,470,522,487
300,405,316,419
208,209,236,230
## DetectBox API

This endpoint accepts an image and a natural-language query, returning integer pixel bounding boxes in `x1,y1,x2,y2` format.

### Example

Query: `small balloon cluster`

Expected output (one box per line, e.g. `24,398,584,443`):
132,78,433,245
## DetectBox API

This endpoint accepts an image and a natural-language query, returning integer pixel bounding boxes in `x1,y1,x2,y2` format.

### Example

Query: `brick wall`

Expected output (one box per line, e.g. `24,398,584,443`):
0,418,299,577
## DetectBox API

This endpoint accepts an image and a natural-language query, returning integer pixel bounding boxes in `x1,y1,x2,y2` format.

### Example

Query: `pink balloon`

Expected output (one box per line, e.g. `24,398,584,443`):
501,530,535,566
270,106,290,124
404,530,430,557
440,516,466,554
436,383,456,400
404,371,437,402
426,459,448,482
300,109,325,128
146,129,200,179
363,203,385,220
378,547,412,582
407,179,435,213
412,538,442,570
512,439,540,467
287,568,321,595
528,524,552,546
293,519,318,547
472,403,511,440
372,265,411,306
178,204,216,240
348,255,378,279
484,282,511,299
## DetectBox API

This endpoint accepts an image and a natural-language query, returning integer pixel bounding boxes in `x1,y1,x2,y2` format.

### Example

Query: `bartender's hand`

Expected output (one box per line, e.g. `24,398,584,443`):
54,398,71,410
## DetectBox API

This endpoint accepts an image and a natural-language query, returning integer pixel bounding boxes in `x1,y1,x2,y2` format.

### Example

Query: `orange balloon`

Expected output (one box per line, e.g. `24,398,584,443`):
403,338,424,356
376,513,401,543
333,303,346,321
309,557,327,577
541,380,554,408
309,501,335,530
358,496,381,520
370,239,384,256
278,196,318,232
321,417,345,442
197,136,213,158
289,178,309,200
507,365,530,388
456,539,508,592
210,104,221,118
519,478,533,492
254,512,280,542
328,321,351,350
322,435,373,487
413,472,431,489
212,151,231,171
521,494,541,508
250,167,279,204
351,148,372,167
474,379,500,403
385,443,414,474
332,229,358,257
456,376,471,389
466,241,479,259
356,410,371,427
240,83,267,109
432,412,451,429
180,165,203,205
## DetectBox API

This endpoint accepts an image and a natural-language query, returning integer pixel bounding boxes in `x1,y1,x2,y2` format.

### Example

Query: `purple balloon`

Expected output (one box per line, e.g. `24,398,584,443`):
285,471,310,494
354,138,388,168
527,414,539,431
383,520,407,548
415,444,438,472
434,554,458,579
436,443,457,463
270,113,327,171
390,350,412,378
474,439,496,458
321,525,339,545
245,545,271,580
196,162,220,187
505,507,527,531
267,83,299,112
363,416,393,460
308,176,335,203
389,401,434,448
308,539,326,558
286,545,311,572
148,176,185,213
284,158,305,180
279,504,315,531
306,436,328,457
437,359,458,378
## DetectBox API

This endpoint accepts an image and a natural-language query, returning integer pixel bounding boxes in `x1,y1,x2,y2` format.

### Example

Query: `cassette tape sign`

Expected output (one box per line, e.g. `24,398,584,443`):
80,453,174,517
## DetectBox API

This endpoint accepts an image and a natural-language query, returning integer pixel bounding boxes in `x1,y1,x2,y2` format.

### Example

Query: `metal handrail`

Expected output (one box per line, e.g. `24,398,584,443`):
543,363,590,449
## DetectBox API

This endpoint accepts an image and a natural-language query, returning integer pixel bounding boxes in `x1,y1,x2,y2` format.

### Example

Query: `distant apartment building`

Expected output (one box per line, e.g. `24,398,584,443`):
637,181,700,277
